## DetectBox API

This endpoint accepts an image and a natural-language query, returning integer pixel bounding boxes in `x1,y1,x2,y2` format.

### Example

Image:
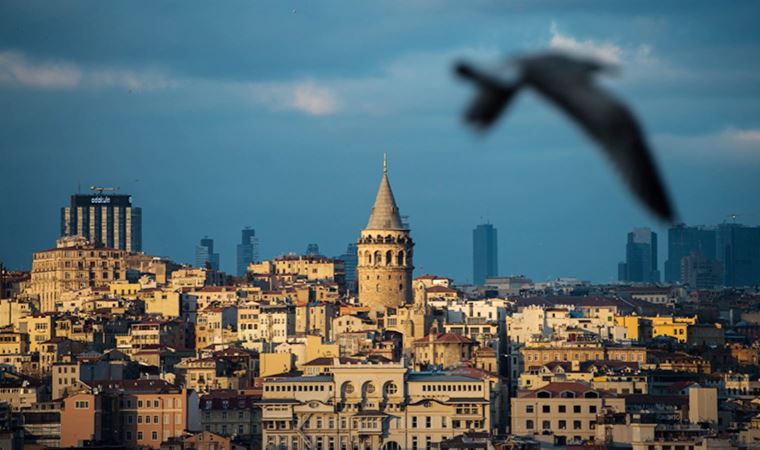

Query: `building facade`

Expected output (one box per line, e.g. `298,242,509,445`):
619,228,659,283
29,237,128,313
196,237,220,271
60,191,142,252
237,227,260,277
473,224,498,286
259,360,492,450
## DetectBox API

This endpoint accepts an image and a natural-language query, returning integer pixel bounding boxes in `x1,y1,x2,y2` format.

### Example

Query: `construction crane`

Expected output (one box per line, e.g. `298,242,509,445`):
90,186,120,195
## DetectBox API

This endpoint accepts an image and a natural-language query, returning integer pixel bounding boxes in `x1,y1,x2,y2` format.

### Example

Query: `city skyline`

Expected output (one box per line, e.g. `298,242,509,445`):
2,2,760,283
0,3,759,449
4,180,760,283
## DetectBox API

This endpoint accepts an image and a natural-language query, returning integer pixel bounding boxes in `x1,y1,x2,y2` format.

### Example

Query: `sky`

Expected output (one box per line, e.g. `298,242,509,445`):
1,1,760,283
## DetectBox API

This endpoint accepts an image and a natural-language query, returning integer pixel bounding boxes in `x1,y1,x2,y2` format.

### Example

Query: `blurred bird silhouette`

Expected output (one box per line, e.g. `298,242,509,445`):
455,52,675,222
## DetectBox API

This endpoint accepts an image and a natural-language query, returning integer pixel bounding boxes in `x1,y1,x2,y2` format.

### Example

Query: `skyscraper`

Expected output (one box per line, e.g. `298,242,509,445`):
236,227,260,277
618,228,659,283
305,243,321,257
336,243,358,293
195,236,219,271
716,223,760,287
473,224,498,286
664,224,716,283
60,188,142,252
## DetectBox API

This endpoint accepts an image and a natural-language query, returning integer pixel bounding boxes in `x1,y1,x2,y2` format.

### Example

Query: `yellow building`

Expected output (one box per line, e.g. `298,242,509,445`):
17,314,55,352
650,316,695,343
615,315,697,344
412,333,478,370
520,342,646,372
109,281,141,299
0,299,32,328
511,382,625,446
0,330,29,355
28,237,128,312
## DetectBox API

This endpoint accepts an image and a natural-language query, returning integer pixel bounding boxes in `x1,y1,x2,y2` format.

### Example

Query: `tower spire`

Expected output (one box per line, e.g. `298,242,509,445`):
366,154,404,230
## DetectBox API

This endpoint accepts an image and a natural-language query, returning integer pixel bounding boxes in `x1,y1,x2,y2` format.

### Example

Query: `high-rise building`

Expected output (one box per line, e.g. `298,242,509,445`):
356,155,414,312
473,223,498,285
618,228,659,283
716,223,760,287
195,236,219,271
305,243,320,257
60,188,142,252
681,251,723,289
236,227,259,277
664,224,716,283
336,243,358,293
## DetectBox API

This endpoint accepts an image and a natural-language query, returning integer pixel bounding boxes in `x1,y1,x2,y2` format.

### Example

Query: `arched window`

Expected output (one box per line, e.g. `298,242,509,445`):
365,251,371,265
374,251,381,266
397,251,404,266
385,250,393,266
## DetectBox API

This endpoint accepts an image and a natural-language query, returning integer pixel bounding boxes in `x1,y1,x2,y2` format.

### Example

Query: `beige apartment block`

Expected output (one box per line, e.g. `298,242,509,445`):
511,382,625,446
29,237,128,313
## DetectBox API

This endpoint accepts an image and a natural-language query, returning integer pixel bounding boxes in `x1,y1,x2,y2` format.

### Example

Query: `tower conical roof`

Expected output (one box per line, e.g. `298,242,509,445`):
366,155,404,230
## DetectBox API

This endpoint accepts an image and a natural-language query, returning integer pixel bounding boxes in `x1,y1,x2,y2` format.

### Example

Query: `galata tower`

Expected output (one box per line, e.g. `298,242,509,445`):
356,155,414,312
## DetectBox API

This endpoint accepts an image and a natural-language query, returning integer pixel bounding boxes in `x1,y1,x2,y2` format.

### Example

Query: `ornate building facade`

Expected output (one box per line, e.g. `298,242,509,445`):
356,157,414,312
259,360,493,450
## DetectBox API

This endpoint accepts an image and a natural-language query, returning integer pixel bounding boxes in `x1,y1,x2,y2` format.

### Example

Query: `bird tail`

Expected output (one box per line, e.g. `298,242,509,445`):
455,62,520,129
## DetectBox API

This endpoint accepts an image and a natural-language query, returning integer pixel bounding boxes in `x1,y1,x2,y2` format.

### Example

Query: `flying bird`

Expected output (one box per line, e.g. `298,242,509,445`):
455,52,675,222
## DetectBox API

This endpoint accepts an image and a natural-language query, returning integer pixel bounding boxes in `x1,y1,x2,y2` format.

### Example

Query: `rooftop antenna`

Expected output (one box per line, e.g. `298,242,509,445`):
383,152,388,175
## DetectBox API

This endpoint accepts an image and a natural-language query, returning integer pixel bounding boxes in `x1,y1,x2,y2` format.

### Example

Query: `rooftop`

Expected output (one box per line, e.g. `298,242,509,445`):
365,155,404,231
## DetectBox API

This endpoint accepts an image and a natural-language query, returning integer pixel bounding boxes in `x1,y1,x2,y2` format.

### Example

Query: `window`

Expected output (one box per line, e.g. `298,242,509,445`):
137,415,143,424
573,420,582,430
154,415,159,424
542,405,550,413
152,431,158,440
558,405,566,413
75,400,89,409
145,416,151,424
589,405,597,413
526,420,534,430
126,431,132,440
412,417,417,427
573,405,581,413
558,420,566,430
442,416,447,428
137,432,143,441
425,416,431,428
542,420,550,429
526,405,534,413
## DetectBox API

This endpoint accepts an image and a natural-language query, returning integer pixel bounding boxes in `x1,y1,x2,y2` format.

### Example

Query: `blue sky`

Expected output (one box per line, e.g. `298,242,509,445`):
1,1,759,283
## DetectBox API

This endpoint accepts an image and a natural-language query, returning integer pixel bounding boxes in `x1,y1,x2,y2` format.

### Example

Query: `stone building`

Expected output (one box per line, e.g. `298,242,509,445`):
511,381,625,446
28,236,128,313
356,156,414,313
258,359,492,450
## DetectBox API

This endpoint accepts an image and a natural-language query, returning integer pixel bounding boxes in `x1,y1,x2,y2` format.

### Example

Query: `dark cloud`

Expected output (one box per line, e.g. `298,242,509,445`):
1,1,760,282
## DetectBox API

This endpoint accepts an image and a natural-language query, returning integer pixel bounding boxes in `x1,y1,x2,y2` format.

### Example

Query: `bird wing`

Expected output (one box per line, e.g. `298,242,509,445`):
455,62,521,129
529,76,674,221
